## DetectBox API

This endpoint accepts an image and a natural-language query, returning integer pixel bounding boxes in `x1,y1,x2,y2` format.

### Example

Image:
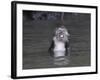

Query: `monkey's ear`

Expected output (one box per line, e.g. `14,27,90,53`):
53,28,58,36
65,31,70,37
68,33,70,37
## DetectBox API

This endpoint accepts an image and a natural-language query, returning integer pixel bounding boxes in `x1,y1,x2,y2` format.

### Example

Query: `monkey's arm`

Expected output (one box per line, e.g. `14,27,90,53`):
65,41,70,56
48,40,54,57
49,40,54,51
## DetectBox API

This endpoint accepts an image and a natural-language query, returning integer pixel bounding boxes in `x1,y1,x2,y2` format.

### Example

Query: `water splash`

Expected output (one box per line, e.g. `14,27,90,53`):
53,51,70,66
54,56,69,66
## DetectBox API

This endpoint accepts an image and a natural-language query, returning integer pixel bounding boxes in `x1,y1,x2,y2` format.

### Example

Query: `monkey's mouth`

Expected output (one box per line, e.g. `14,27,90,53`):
56,34,65,41
56,34,68,42
60,35,64,38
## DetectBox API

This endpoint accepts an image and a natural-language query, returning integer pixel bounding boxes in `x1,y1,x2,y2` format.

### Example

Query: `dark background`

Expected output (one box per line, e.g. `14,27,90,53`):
23,10,91,69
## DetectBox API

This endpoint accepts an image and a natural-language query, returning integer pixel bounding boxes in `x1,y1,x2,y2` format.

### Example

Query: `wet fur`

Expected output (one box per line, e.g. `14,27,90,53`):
49,26,70,57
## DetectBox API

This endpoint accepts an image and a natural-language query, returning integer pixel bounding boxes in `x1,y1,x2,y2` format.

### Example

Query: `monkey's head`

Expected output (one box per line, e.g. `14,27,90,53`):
55,26,70,42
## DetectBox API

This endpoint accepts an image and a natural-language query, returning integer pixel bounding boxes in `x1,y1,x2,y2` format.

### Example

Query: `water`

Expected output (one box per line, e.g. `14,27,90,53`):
53,56,70,66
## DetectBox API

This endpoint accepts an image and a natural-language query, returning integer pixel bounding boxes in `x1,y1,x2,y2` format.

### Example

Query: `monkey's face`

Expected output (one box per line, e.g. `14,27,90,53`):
55,27,69,42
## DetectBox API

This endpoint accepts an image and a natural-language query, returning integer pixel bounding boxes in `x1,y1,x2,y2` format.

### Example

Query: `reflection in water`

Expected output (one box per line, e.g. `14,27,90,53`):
53,51,70,66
